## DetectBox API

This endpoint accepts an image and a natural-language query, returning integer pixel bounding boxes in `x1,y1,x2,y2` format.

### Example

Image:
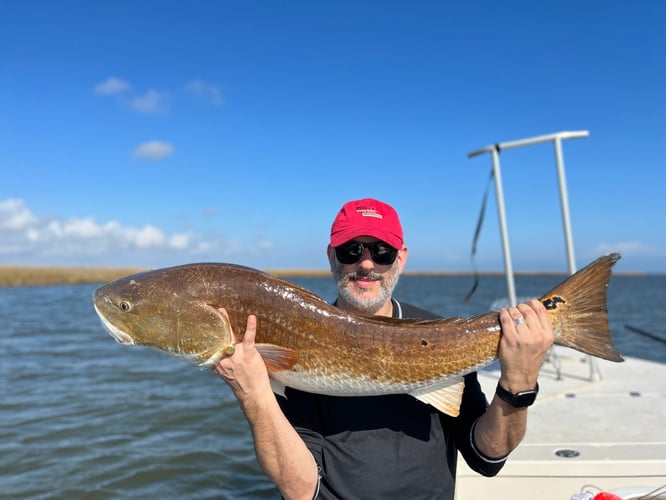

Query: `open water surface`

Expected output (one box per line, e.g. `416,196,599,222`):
1,272,665,499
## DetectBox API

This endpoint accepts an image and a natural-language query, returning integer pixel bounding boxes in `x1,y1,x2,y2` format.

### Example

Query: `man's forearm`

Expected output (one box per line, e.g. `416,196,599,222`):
472,395,527,459
241,393,319,500
213,312,319,499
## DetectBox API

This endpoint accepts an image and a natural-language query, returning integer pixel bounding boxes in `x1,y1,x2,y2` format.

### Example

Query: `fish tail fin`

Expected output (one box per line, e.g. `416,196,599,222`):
541,253,624,362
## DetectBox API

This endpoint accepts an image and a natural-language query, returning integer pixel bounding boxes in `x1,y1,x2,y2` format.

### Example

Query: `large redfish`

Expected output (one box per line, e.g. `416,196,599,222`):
93,253,623,417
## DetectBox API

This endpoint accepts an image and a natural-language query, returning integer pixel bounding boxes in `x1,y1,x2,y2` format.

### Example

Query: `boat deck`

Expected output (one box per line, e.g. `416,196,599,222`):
455,347,666,499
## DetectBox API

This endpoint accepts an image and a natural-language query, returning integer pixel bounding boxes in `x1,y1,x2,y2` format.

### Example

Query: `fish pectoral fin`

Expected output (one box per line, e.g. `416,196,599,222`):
255,343,299,373
410,380,465,417
199,350,226,368
269,379,287,398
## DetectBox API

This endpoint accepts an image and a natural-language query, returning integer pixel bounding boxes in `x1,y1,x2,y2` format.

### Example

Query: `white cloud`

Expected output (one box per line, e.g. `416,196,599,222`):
134,225,166,248
94,77,131,96
191,241,214,254
186,79,224,107
62,217,105,239
169,233,190,249
0,198,36,230
131,89,169,114
26,228,40,242
94,78,224,115
0,198,275,267
132,141,174,161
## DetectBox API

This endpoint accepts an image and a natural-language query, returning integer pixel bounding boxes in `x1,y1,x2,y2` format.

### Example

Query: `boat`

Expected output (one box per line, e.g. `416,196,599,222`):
454,132,666,500
456,348,666,499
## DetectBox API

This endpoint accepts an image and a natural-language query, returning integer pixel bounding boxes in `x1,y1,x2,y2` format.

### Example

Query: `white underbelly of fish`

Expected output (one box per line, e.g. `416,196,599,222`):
270,368,462,397
267,356,496,417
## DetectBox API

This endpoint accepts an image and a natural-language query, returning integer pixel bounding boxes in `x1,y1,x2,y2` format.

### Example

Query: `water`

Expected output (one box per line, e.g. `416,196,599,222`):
1,274,664,499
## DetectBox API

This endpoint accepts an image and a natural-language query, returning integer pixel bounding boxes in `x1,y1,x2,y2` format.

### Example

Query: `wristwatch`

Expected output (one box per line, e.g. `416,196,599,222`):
495,382,539,408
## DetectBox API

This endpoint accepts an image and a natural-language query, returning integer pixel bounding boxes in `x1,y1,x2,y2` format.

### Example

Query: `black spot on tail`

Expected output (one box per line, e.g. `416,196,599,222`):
543,296,566,310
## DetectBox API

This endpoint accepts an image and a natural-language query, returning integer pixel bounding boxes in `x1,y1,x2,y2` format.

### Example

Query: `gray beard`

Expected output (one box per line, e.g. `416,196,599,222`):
333,263,400,315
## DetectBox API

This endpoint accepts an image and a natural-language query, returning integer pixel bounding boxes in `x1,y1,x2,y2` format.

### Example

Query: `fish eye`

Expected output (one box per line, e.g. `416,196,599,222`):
119,301,132,312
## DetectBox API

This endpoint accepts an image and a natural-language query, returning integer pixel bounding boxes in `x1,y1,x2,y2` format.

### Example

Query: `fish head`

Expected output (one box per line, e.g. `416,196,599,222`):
92,268,234,366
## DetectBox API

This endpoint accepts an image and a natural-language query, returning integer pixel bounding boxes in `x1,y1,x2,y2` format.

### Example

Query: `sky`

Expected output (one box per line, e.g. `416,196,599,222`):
1,1,664,273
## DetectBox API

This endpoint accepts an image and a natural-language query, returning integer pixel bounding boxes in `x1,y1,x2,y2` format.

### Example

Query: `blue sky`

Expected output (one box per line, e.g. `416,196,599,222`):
1,1,664,273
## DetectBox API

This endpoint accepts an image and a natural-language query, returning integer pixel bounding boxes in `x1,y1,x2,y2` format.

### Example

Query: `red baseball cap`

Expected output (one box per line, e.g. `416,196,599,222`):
330,198,404,249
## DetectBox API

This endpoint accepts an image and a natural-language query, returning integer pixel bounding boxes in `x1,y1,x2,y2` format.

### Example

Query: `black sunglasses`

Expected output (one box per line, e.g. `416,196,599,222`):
334,241,399,266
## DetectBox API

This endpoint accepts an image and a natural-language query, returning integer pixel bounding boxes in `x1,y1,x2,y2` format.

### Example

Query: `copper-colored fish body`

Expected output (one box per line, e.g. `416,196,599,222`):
93,254,623,416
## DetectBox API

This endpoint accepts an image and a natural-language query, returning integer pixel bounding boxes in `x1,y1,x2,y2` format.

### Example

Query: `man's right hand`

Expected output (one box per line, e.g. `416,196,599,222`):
212,309,319,499
213,309,273,406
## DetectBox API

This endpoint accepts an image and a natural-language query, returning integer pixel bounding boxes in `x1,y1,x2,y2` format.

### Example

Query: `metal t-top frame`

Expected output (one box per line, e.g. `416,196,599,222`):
467,130,590,307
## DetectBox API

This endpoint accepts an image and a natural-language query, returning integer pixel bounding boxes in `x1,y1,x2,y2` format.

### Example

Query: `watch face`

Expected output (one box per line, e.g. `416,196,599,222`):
513,391,538,407
496,383,539,408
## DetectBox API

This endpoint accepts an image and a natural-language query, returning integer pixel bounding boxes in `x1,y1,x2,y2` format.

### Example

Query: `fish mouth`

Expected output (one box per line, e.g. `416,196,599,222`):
94,304,136,345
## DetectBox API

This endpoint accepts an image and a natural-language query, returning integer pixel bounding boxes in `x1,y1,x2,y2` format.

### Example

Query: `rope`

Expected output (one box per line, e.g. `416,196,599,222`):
464,164,495,302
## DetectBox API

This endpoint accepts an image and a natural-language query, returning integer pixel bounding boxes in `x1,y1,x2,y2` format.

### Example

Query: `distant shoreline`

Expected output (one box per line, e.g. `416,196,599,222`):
0,265,648,288
0,266,148,287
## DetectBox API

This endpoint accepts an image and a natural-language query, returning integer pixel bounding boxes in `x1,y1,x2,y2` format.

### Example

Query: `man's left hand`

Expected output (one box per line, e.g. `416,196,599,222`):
497,299,554,394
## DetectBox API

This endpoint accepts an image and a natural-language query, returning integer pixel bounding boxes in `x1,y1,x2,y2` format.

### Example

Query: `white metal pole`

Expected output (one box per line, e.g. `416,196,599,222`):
491,147,518,307
468,130,589,157
468,130,596,380
552,136,601,380
553,136,578,275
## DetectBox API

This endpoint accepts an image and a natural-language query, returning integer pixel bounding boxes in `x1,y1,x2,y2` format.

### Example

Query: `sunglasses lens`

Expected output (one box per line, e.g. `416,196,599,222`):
370,243,398,265
335,242,398,265
335,242,365,264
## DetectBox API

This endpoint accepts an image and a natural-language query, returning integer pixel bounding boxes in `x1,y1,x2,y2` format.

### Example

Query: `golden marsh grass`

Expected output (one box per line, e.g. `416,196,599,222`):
0,265,510,288
0,266,330,287
0,266,147,287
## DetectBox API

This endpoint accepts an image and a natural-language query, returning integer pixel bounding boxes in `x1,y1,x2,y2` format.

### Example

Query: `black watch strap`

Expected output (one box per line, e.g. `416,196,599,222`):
495,382,539,408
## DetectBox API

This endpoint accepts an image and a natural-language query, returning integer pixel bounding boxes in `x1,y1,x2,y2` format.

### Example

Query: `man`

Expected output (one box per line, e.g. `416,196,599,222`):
214,198,554,499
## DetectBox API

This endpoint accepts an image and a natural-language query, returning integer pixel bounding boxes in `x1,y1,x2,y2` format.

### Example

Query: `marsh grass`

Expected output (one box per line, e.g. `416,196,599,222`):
0,265,481,287
0,266,333,287
0,266,146,287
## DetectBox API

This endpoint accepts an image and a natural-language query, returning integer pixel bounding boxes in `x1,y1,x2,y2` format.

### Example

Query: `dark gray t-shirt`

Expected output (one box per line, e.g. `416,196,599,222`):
277,300,505,499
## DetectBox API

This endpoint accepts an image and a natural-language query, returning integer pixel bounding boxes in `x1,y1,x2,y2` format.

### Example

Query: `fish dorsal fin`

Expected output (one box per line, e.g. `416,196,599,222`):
409,379,465,417
256,343,300,373
358,315,468,327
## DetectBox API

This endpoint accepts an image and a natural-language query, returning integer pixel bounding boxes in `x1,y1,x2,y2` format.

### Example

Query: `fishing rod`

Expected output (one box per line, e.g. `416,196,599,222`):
625,324,666,345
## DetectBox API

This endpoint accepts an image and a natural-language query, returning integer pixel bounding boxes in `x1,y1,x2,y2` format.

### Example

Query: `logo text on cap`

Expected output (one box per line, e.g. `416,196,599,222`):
356,208,383,219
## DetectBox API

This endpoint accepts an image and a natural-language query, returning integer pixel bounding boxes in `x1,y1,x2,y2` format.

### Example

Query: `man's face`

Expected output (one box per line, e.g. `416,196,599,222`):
328,236,407,315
